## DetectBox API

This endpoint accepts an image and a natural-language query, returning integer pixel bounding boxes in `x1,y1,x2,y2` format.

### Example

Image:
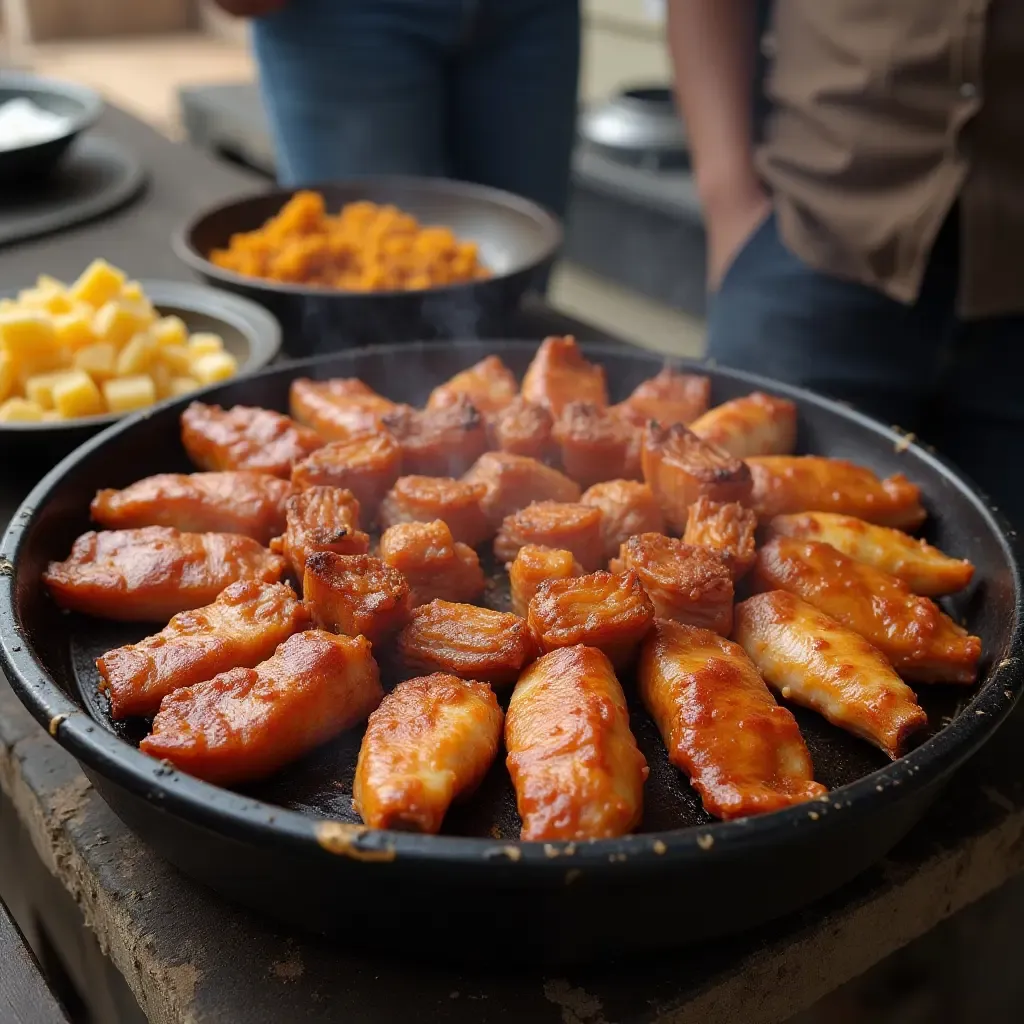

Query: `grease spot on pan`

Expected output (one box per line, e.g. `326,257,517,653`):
484,844,522,862
652,839,667,854
48,712,68,736
696,833,714,850
315,821,396,862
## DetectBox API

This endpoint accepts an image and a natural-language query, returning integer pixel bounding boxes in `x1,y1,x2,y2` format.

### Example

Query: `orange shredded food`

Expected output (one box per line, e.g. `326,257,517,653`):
209,192,491,291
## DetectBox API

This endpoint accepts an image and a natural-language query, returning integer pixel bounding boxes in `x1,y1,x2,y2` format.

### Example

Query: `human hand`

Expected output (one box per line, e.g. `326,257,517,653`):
703,182,772,292
211,0,287,16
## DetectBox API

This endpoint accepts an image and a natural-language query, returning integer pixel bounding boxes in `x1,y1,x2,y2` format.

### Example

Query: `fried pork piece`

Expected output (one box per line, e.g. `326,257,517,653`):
291,434,403,521
486,397,557,462
379,520,486,607
746,456,926,529
580,479,665,562
426,355,518,415
505,645,647,840
43,527,286,622
614,366,711,428
610,532,734,635
753,537,981,684
354,674,503,833
462,451,580,530
638,619,826,820
181,402,323,478
528,570,654,668
520,335,608,416
381,395,488,477
140,630,382,786
303,552,411,644
552,401,641,488
682,495,758,580
96,581,308,719
689,392,798,457
289,377,402,441
270,486,369,580
396,600,536,687
508,544,584,617
378,475,489,547
734,592,929,759
494,501,605,573
91,471,294,544
767,512,974,596
641,422,753,533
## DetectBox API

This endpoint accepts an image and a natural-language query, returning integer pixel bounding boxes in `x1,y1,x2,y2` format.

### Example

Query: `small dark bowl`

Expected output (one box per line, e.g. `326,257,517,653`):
3,280,281,472
173,177,563,357
0,73,102,183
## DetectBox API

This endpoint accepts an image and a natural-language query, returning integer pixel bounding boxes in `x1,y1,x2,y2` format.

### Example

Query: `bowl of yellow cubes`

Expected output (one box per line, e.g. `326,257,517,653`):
0,259,281,465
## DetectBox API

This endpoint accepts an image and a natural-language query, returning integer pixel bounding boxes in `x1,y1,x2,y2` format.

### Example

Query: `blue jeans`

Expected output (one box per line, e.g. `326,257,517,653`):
251,0,580,218
708,211,1024,527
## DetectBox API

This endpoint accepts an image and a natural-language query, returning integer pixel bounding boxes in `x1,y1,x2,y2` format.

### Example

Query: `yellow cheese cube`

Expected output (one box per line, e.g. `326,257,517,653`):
168,376,200,398
36,274,66,293
24,371,72,410
154,343,192,375
121,280,144,302
53,312,96,351
15,348,71,389
0,397,45,422
52,370,105,419
69,259,126,309
94,301,154,349
150,361,172,399
43,292,75,316
116,332,156,376
73,342,118,382
0,351,14,402
187,332,224,358
0,312,58,359
41,410,61,422
152,315,188,348
191,350,238,386
0,299,14,313
103,375,156,414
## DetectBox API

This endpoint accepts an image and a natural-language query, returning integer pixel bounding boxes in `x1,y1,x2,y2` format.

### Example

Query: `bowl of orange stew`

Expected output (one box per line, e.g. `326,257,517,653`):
174,178,563,357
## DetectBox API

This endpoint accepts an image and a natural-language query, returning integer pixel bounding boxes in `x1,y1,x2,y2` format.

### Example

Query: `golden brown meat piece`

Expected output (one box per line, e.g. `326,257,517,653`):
746,456,926,529
638,619,825,820
485,397,557,462
520,336,608,416
462,451,580,530
396,600,536,687
181,402,324,478
43,527,286,622
140,630,382,786
96,581,308,720
289,377,402,441
354,674,504,833
767,512,974,596
505,645,647,840
753,537,981,684
528,570,654,668
303,552,411,645
378,475,490,548
641,422,753,533
494,501,606,573
610,533,734,635
508,544,584,618
614,366,711,428
381,394,488,477
291,434,403,522
90,471,294,544
552,401,641,488
689,392,798,457
270,486,369,580
734,592,929,759
580,479,665,561
378,520,486,607
682,495,759,580
426,355,518,415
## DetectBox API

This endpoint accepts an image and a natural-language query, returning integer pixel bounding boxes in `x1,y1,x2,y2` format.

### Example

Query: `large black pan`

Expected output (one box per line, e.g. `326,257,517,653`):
1,341,1021,965
174,180,563,357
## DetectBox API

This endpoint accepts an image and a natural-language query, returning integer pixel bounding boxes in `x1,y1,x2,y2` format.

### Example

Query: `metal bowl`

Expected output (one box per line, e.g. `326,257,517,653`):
579,85,688,169
0,72,102,183
173,178,563,357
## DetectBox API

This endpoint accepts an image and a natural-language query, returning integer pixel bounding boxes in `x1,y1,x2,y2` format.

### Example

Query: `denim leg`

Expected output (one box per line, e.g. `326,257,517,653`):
706,213,942,431
251,0,459,186
448,0,580,218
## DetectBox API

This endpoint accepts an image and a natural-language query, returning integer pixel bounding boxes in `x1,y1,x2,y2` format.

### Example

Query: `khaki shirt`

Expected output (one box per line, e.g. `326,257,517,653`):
756,0,1024,317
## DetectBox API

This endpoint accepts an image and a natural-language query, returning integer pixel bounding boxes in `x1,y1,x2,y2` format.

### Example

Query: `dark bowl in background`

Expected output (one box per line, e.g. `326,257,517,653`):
0,72,102,183
3,280,281,471
173,178,563,357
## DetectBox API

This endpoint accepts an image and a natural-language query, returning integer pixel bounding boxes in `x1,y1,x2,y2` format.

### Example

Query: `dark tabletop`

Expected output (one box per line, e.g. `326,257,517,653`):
3,104,1024,1024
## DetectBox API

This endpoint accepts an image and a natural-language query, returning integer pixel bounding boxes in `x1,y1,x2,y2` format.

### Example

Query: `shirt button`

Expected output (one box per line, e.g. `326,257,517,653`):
960,82,978,100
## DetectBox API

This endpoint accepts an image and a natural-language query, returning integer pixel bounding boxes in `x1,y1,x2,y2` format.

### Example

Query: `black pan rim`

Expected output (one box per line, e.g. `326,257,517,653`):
2,339,1021,874
172,175,564,299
